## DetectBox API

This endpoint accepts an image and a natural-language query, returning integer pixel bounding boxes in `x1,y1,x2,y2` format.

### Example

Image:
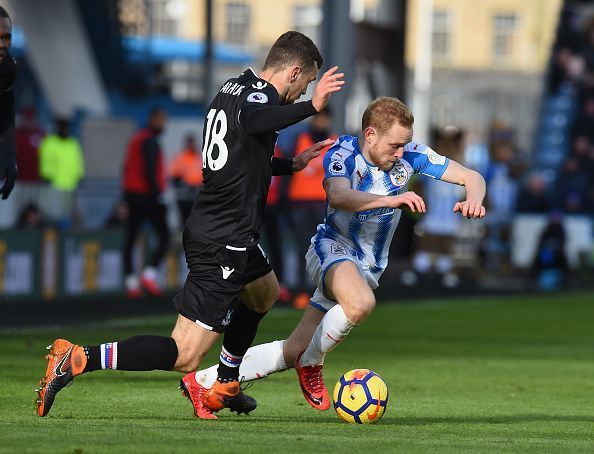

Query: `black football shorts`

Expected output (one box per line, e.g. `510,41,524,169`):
173,228,272,332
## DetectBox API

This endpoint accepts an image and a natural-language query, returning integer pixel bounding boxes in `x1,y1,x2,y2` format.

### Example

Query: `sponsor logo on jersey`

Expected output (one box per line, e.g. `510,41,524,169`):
330,244,347,256
329,161,345,174
389,163,410,187
356,207,394,222
252,81,268,89
330,152,344,161
247,92,268,103
427,148,446,165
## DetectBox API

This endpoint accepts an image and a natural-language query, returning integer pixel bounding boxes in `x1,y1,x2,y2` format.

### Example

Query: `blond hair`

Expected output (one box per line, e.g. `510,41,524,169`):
361,97,414,135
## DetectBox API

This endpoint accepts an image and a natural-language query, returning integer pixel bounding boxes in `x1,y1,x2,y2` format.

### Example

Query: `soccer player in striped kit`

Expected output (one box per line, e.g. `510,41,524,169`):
193,96,487,411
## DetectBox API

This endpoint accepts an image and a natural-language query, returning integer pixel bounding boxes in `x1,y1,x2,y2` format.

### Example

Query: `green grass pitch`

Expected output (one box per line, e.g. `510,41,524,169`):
1,292,593,453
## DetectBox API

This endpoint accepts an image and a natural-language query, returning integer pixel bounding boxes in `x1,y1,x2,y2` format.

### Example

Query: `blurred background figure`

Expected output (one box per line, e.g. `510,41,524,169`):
532,212,568,291
169,134,203,226
288,109,336,307
556,155,591,213
412,126,466,287
483,123,521,272
122,108,169,299
15,201,46,229
262,145,291,304
15,107,44,196
39,117,85,225
516,172,552,213
104,199,129,229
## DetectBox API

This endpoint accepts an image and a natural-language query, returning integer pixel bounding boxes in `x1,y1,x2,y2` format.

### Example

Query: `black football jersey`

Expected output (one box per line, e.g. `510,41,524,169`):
187,68,317,248
0,52,16,139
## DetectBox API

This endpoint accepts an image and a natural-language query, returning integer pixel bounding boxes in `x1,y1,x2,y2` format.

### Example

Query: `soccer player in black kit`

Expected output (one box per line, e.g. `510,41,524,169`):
0,6,17,200
36,31,344,420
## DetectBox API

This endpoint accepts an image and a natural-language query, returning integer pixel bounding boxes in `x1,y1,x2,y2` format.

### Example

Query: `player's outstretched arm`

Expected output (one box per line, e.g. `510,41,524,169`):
440,159,487,219
325,177,426,213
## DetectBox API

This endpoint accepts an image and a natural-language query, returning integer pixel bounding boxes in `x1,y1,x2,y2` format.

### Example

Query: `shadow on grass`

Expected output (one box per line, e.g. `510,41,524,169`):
44,413,593,427
390,414,594,425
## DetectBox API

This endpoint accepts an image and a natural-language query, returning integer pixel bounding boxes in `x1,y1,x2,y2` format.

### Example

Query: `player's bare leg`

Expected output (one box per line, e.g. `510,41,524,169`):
172,315,227,419
296,261,374,410
200,271,279,414
283,305,325,365
37,314,217,418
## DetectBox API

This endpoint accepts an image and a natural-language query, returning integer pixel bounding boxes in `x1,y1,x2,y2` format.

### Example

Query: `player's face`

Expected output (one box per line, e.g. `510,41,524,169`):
284,65,318,104
0,18,12,63
367,121,413,171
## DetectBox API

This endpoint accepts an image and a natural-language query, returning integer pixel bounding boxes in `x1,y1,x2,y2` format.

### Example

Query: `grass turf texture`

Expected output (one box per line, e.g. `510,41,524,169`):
1,292,593,453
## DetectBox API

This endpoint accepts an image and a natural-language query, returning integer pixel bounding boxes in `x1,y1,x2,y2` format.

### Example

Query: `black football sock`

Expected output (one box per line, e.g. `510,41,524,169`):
217,303,267,382
83,336,178,373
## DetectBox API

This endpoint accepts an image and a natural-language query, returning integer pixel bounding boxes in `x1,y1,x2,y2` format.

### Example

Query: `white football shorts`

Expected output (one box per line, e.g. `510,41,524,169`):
305,236,379,312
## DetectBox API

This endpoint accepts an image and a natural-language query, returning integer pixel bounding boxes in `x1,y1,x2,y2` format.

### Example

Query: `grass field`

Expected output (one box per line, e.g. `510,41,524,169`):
1,292,593,453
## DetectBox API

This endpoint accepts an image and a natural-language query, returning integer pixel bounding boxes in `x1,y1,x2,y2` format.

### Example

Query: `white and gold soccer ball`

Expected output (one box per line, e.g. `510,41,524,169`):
332,369,389,424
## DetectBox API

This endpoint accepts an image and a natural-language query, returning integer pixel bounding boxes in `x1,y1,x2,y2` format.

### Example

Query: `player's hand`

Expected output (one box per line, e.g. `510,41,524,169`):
388,191,426,213
453,200,486,219
292,138,335,172
311,66,345,112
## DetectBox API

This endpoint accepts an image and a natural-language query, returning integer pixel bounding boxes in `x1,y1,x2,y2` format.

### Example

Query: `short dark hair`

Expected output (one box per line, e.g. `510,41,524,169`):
263,31,323,72
0,6,10,21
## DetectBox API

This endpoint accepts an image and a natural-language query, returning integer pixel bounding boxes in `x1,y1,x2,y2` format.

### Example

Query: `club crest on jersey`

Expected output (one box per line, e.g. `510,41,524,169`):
329,161,345,174
222,308,233,327
389,163,409,187
252,81,268,89
247,92,268,103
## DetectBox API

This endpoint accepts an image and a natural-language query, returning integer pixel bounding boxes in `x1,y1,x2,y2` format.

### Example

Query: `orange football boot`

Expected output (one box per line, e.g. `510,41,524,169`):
36,339,86,416
201,380,257,415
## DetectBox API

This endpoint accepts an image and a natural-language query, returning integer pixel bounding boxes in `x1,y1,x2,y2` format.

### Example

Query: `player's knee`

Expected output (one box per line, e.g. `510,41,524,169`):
244,282,279,312
344,294,375,324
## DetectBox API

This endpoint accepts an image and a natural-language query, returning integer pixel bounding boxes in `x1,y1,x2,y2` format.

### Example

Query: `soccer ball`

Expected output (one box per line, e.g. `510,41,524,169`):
332,369,389,424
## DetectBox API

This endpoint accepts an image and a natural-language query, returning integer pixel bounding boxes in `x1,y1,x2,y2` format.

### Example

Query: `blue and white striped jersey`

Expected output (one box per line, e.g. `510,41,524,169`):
315,135,450,281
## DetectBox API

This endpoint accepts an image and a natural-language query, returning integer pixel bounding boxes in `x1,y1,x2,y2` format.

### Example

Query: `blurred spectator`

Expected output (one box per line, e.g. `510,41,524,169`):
38,118,85,222
15,202,46,229
288,109,336,306
262,146,290,303
484,123,521,271
104,199,129,229
169,134,203,225
122,108,169,298
412,126,465,286
582,17,594,78
572,96,594,141
15,107,44,182
557,156,591,213
516,173,551,213
532,213,568,291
